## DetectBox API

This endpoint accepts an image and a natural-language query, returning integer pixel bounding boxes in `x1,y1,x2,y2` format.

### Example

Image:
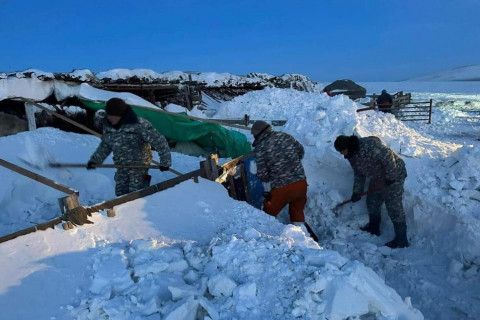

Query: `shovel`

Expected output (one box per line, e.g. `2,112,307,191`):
50,163,159,169
49,163,183,176
332,182,386,216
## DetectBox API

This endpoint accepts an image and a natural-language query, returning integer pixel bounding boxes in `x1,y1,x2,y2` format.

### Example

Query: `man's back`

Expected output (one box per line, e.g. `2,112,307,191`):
377,91,393,112
254,130,306,188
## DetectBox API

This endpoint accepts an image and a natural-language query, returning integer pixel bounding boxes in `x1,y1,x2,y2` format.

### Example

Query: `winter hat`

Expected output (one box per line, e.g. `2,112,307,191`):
251,121,271,138
334,135,351,152
105,98,128,116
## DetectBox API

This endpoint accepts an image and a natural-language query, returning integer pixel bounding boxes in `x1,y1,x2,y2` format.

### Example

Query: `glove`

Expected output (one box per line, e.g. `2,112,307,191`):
385,179,395,186
159,166,170,172
86,161,96,170
350,193,361,203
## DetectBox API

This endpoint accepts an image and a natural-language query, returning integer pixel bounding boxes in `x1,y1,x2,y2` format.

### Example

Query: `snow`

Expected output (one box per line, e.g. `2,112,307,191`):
96,69,282,87
0,79,479,319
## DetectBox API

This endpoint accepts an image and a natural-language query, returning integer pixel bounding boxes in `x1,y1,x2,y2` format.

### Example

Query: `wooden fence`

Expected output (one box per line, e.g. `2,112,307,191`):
393,99,433,123
360,92,433,124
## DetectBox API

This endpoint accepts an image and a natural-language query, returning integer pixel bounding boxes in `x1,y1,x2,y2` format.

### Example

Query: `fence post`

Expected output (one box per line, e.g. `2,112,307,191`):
200,154,219,181
428,99,433,124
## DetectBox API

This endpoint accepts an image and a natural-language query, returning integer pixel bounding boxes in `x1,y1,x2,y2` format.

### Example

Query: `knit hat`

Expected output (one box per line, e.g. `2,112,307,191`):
334,135,351,152
105,98,128,116
251,121,271,138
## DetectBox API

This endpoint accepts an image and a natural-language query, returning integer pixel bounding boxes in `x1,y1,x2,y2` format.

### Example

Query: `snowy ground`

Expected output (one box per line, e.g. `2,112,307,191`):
0,82,479,319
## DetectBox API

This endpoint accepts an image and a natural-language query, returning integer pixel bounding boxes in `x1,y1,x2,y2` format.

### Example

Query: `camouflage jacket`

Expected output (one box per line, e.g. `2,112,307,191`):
348,136,407,193
90,109,171,168
253,128,306,188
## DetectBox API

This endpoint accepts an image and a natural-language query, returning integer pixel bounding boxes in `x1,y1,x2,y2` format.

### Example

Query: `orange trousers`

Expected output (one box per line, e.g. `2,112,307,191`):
263,180,307,223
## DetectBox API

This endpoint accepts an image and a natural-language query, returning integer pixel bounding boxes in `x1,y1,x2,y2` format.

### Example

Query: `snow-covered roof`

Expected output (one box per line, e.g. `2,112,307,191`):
1,68,322,92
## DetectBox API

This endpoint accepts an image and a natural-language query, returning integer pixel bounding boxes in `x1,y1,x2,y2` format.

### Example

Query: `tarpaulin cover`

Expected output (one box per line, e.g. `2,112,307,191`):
81,99,251,158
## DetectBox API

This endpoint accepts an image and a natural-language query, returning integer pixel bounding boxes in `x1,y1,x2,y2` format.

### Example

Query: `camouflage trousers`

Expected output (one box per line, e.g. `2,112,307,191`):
366,177,406,224
114,169,150,196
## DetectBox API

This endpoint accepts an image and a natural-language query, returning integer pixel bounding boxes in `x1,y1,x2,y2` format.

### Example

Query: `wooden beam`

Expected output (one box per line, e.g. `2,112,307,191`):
74,168,204,215
0,158,78,195
0,217,63,244
19,98,101,138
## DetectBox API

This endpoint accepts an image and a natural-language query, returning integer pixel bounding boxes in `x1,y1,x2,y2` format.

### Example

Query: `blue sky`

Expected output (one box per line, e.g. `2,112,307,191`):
1,0,479,81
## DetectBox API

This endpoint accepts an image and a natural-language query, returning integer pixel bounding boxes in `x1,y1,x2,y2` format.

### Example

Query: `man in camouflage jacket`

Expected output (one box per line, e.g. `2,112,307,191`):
251,121,317,241
334,135,408,248
88,98,171,196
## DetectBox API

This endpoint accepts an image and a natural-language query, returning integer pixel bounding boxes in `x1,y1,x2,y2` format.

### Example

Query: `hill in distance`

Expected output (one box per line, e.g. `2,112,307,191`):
409,65,480,81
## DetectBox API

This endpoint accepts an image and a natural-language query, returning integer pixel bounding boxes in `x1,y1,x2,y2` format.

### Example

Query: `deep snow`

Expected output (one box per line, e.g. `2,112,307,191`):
0,77,479,319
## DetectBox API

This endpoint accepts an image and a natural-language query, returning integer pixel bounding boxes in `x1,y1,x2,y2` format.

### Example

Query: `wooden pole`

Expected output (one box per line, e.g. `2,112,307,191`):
68,167,205,216
0,158,78,195
50,163,160,169
0,217,63,244
24,102,37,131
20,98,101,137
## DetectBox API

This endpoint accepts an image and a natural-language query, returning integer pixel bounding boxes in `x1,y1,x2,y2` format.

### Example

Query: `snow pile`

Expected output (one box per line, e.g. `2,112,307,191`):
412,145,480,267
0,77,160,111
355,110,461,158
1,83,480,319
97,68,166,82
68,209,421,320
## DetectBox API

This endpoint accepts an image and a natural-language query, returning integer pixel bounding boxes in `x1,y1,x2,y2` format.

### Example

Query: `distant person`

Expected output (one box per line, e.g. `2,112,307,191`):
376,89,393,113
250,121,318,242
323,88,333,97
334,134,409,248
88,98,171,196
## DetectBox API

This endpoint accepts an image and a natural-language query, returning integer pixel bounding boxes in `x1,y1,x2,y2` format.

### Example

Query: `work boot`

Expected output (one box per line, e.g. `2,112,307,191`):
385,222,409,249
360,216,380,236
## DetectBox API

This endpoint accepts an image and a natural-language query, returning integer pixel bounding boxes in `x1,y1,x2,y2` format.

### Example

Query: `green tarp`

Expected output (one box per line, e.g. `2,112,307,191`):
80,100,251,158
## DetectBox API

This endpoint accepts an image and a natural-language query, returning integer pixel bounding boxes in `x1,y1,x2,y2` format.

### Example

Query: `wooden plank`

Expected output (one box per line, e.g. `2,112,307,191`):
78,168,205,215
357,106,378,112
396,110,430,114
19,98,102,137
0,217,63,244
110,103,252,131
216,119,287,127
94,83,180,90
398,119,430,122
240,162,251,204
0,158,78,195
220,152,254,171
399,105,430,109
1,166,204,243
396,115,431,119
227,175,237,199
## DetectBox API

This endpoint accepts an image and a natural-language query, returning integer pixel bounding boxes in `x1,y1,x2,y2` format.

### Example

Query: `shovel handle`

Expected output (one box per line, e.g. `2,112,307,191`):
50,163,159,169
50,163,183,174
334,182,386,210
